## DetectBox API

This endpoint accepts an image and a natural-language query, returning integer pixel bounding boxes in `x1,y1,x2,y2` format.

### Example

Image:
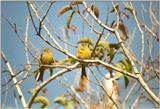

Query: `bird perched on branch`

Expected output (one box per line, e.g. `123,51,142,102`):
76,43,91,92
35,48,54,82
101,73,122,109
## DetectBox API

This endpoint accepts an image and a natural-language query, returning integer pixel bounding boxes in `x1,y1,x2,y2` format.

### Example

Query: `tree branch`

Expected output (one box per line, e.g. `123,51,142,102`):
1,51,27,108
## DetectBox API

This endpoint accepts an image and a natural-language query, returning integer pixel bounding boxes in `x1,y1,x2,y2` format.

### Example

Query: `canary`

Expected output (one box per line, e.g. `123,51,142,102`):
76,44,91,92
35,48,54,82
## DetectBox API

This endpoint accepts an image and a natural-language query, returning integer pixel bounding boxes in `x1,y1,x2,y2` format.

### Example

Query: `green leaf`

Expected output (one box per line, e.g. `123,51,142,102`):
78,37,94,46
34,96,50,108
108,49,115,62
109,43,120,50
54,96,66,105
98,41,110,51
119,58,132,88
120,59,132,73
115,63,125,79
54,96,73,109
64,101,73,109
124,76,129,88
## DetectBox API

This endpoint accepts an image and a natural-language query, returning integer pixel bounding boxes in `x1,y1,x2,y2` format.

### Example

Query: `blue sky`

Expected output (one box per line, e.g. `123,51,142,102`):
1,1,159,109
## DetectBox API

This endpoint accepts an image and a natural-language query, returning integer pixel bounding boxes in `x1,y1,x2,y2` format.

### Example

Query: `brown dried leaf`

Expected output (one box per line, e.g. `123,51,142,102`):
118,23,128,37
70,1,83,6
122,12,129,19
69,25,77,33
91,5,99,18
58,5,72,17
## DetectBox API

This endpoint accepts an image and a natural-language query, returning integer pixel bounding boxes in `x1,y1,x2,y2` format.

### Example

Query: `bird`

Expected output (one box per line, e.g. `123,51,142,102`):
34,48,54,82
76,43,91,92
101,73,122,109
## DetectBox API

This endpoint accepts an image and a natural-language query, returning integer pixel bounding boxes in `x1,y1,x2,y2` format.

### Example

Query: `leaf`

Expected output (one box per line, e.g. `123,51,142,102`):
124,76,129,88
115,63,125,79
98,41,110,51
115,58,132,88
110,5,119,13
119,59,132,88
124,4,134,15
122,12,129,19
78,37,94,46
58,5,72,17
66,11,75,28
54,96,73,109
91,5,99,18
120,59,132,73
64,101,73,109
70,1,83,6
108,49,116,62
68,57,77,64
118,23,128,38
34,96,50,107
59,57,77,65
28,87,37,94
69,25,77,33
54,96,66,105
58,58,70,65
109,43,120,50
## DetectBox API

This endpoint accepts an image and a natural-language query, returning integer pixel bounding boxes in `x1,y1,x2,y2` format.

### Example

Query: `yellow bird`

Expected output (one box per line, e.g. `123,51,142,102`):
76,44,91,60
35,48,54,82
76,44,91,92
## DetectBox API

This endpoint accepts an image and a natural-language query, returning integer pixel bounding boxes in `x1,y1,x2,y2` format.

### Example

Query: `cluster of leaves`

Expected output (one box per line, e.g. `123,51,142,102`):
33,95,73,109
58,1,83,33
110,3,136,41
115,58,133,88
58,1,99,34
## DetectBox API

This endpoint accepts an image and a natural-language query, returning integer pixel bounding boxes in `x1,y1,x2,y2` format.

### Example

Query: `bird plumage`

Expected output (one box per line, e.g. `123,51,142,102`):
76,44,91,92
35,48,54,82
76,44,91,78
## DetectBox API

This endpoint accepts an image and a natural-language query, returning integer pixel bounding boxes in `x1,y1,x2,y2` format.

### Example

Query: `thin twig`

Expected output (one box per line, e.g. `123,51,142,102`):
130,2,144,75
28,1,63,49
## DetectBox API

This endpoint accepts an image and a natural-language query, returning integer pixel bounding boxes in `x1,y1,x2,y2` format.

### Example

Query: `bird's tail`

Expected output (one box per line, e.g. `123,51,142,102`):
34,67,44,82
81,64,87,78
77,64,88,92
49,68,53,76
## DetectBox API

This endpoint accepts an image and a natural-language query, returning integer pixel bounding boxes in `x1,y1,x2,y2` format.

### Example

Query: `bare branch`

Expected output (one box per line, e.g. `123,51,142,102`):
26,62,79,108
1,51,27,108
130,2,144,75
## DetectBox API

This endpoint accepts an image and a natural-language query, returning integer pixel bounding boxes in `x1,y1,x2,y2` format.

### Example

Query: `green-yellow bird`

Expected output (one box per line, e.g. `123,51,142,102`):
76,44,91,92
35,48,54,82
